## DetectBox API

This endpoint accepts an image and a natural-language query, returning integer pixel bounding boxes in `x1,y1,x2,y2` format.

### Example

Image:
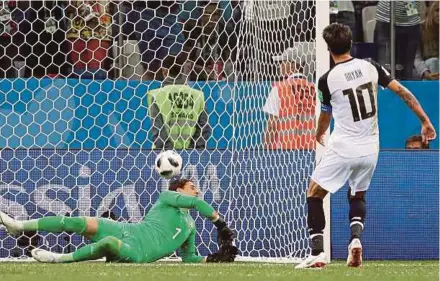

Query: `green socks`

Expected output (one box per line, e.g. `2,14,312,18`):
23,216,87,234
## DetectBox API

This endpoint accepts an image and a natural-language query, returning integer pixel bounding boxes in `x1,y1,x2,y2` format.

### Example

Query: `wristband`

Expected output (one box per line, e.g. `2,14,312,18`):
213,217,226,230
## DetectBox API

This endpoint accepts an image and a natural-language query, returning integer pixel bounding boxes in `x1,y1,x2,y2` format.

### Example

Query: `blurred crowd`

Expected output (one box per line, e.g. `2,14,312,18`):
0,0,241,81
0,0,438,81
331,0,439,80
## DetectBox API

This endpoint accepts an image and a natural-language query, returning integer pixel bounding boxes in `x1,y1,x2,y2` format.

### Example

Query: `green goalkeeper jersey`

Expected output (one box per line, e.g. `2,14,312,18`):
129,191,215,263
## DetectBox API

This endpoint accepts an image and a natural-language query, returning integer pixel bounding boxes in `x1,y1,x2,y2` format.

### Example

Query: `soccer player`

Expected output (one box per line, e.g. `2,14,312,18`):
0,179,237,263
296,23,437,269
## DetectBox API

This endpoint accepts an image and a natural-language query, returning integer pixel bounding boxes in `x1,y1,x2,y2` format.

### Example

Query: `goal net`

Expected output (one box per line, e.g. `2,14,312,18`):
0,0,318,262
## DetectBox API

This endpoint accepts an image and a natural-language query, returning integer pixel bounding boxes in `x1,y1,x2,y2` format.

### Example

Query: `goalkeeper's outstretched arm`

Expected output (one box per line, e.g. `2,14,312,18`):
179,227,238,264
159,189,230,233
163,179,239,262
159,190,218,220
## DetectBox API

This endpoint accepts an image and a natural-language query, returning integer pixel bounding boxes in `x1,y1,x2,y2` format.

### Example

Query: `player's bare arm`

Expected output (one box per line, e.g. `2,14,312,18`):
387,80,437,143
389,81,429,122
316,112,331,146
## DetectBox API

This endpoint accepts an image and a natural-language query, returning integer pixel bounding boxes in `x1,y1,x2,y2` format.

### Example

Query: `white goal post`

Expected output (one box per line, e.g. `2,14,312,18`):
315,0,331,263
0,0,330,263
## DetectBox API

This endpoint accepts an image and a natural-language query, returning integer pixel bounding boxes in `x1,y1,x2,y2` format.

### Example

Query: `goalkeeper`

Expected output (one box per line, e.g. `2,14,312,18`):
0,179,237,263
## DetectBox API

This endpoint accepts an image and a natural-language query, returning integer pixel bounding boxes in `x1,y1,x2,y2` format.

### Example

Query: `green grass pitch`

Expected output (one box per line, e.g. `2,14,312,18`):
0,261,437,281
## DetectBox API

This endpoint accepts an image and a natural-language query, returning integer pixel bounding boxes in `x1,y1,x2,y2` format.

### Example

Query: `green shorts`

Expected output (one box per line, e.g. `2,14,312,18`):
90,218,147,263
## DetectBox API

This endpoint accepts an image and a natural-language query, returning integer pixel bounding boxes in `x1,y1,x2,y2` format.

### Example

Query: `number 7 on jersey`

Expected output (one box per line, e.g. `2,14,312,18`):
172,228,182,239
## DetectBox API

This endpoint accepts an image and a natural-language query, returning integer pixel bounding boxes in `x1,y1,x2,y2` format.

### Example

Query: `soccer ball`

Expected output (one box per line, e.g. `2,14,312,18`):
154,150,183,179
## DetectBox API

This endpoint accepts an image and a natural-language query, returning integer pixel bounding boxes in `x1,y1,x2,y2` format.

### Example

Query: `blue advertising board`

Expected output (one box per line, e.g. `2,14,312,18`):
0,149,312,258
0,149,437,259
331,150,439,260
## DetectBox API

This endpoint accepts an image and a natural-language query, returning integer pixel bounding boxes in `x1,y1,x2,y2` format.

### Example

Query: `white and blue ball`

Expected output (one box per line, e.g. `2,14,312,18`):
154,150,183,179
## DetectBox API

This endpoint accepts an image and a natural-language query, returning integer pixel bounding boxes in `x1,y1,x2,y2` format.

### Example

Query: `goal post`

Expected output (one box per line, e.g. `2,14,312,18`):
315,0,331,263
0,0,330,263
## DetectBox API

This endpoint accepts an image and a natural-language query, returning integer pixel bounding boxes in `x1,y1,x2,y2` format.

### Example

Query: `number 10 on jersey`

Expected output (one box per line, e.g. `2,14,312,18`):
343,82,376,122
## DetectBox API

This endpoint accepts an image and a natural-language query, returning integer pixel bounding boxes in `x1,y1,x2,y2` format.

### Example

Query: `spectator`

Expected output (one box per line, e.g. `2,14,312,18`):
241,0,315,81
180,0,203,80
181,1,234,81
218,0,241,81
353,1,378,42
117,1,184,81
189,58,217,81
147,55,211,149
330,0,356,39
0,1,28,78
414,1,439,80
374,1,422,80
262,44,316,150
65,1,114,80
405,135,430,149
24,0,68,78
182,1,221,81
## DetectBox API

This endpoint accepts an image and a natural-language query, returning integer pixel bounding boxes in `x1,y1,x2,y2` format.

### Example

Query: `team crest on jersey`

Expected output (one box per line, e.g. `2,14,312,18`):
318,90,323,102
184,216,195,229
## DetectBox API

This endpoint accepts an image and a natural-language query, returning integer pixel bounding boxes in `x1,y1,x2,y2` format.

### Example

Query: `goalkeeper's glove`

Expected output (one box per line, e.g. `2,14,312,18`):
213,217,235,245
206,252,221,263
206,243,238,263
207,217,238,263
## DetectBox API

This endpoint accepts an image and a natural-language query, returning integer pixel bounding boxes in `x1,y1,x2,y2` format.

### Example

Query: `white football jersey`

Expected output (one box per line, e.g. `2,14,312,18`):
318,58,393,158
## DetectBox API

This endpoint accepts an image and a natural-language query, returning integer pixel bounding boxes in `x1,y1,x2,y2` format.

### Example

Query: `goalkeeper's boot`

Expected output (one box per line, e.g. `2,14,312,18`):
347,238,363,267
0,211,23,237
32,248,63,263
295,252,328,269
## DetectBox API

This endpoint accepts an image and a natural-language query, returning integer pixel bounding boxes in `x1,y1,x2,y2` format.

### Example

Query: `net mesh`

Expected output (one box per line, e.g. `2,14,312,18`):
0,0,316,262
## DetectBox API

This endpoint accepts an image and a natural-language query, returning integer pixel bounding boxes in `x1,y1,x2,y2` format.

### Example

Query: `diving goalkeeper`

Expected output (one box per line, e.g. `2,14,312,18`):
0,179,237,263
